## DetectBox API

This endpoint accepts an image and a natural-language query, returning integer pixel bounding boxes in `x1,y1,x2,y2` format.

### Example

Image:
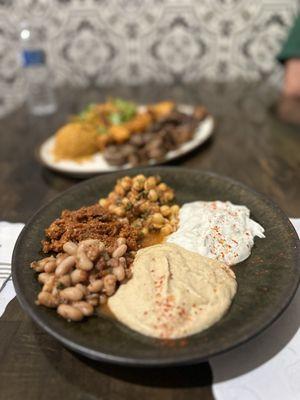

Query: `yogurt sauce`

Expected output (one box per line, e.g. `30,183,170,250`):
167,201,265,265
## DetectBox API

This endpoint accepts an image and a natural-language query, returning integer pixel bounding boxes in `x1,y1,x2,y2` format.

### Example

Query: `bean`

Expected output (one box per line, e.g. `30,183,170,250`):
57,304,84,321
44,260,57,273
57,274,71,288
73,301,94,317
77,249,93,271
116,237,126,246
86,294,99,306
103,274,117,296
80,239,105,261
99,294,108,305
112,244,127,259
31,261,44,272
59,287,83,302
38,272,54,285
108,258,119,268
75,283,88,296
95,257,107,271
63,241,78,256
113,266,125,281
55,256,76,277
119,257,127,268
56,253,69,265
37,292,58,308
42,275,56,293
88,279,103,293
31,257,54,272
71,269,88,284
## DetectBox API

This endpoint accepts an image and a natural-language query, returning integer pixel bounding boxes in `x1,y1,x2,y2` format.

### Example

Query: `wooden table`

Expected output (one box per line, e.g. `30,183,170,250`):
0,82,299,400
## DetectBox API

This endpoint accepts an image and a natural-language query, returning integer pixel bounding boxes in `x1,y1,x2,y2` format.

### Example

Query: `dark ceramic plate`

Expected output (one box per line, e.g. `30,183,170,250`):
12,167,300,366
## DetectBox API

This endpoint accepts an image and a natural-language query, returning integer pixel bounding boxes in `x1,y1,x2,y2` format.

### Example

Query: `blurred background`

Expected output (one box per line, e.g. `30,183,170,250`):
0,0,299,117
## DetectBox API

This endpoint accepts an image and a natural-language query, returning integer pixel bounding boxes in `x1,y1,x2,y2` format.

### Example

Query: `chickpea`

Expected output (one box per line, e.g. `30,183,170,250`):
158,183,167,191
144,176,157,190
135,174,146,182
114,206,125,217
171,204,180,214
148,189,158,202
132,175,145,191
139,201,150,213
108,204,117,213
163,191,174,202
170,217,179,227
121,197,130,207
160,205,171,217
161,224,173,236
132,180,144,191
99,198,108,207
152,213,165,226
141,227,149,236
120,177,132,191
115,184,125,197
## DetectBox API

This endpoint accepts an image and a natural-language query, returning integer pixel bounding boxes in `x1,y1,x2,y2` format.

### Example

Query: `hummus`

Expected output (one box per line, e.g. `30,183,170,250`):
167,201,265,265
108,243,237,339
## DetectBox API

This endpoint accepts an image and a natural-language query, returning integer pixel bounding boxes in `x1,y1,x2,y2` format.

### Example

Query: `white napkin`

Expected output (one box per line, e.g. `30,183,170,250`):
211,218,300,400
0,219,299,400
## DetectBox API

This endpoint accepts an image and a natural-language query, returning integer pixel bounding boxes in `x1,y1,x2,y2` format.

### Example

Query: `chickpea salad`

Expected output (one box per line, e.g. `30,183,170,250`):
31,174,264,338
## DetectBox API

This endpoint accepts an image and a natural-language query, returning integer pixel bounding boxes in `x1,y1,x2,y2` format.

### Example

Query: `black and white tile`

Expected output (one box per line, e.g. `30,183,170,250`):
0,0,298,116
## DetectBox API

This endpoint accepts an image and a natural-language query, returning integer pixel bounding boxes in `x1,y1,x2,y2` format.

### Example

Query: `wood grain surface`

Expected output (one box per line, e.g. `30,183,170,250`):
0,82,299,400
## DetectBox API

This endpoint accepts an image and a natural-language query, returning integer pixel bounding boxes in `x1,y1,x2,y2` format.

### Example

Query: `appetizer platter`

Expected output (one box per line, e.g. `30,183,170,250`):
12,167,300,366
39,99,214,177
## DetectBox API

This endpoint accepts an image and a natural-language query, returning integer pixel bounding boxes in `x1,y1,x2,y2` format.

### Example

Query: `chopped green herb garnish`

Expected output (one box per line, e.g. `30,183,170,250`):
108,112,123,125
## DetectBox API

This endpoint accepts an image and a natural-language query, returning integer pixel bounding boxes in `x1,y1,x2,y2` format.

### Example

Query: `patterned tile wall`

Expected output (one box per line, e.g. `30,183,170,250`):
0,0,299,116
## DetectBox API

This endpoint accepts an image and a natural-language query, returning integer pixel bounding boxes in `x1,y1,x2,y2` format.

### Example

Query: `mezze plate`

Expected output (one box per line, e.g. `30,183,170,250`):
12,167,300,366
38,106,214,178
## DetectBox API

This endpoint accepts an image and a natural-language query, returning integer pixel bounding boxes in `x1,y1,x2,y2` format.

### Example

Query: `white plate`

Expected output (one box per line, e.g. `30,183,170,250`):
38,105,214,178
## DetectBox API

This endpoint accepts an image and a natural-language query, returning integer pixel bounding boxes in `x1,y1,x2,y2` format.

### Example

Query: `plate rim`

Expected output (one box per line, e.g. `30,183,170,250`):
12,167,300,366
